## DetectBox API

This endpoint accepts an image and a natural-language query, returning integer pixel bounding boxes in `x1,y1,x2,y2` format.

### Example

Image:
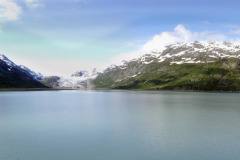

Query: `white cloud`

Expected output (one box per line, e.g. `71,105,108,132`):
25,0,44,9
142,24,228,51
0,0,21,21
142,24,196,51
110,24,229,65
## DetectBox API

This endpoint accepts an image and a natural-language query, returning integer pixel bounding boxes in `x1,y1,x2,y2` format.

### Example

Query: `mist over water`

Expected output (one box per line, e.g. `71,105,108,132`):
0,90,240,160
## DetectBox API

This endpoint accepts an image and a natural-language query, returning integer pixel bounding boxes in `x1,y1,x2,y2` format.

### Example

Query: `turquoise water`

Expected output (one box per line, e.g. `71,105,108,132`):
0,90,240,160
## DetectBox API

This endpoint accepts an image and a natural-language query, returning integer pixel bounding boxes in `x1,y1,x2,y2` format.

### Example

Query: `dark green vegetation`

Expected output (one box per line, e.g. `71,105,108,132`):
93,58,240,91
0,60,46,88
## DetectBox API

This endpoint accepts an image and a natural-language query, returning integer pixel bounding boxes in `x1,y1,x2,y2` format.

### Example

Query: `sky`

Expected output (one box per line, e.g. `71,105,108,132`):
1,0,240,76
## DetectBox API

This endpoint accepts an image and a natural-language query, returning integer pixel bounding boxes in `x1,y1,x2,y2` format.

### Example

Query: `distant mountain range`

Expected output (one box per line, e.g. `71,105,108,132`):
2,41,240,91
0,54,46,88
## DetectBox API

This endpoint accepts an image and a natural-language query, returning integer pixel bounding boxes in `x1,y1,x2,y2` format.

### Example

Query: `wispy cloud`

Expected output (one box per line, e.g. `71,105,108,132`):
201,20,210,24
110,24,229,65
0,0,21,21
25,0,44,9
226,24,240,35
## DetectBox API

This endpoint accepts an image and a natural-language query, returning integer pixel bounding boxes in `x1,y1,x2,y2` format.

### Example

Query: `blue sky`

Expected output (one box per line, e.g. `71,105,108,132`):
0,0,240,76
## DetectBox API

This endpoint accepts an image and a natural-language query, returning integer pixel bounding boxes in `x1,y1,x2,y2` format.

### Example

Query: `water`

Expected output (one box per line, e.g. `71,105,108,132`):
0,90,240,160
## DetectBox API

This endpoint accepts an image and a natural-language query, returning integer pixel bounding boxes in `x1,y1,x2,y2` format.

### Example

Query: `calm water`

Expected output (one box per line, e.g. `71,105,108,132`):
0,90,240,160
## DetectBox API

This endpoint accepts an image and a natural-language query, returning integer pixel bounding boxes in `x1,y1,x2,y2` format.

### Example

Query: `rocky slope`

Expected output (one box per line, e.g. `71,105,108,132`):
93,41,240,91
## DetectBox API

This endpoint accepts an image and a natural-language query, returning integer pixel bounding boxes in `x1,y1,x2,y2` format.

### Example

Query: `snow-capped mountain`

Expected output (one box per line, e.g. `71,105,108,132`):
0,54,43,80
71,68,100,79
142,41,240,64
103,41,240,72
129,41,240,65
93,41,240,91
0,54,46,88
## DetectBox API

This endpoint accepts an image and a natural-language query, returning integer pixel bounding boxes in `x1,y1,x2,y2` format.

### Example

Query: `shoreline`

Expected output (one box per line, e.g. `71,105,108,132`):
0,88,78,91
110,89,240,93
1,88,240,93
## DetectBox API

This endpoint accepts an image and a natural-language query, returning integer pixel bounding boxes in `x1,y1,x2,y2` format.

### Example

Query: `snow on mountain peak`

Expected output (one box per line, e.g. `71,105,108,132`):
0,54,17,67
145,41,240,65
166,41,240,51
71,68,100,79
105,41,240,72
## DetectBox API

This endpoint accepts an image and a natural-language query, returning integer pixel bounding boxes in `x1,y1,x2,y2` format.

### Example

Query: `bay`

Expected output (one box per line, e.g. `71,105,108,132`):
0,90,240,160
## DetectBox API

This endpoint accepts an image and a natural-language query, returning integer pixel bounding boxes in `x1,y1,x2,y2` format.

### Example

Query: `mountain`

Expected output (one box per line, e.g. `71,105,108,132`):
41,68,100,89
93,41,240,91
0,54,43,80
0,54,46,88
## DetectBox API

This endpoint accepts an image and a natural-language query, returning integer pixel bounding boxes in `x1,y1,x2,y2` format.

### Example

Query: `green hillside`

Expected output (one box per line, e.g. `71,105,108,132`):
93,58,240,91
